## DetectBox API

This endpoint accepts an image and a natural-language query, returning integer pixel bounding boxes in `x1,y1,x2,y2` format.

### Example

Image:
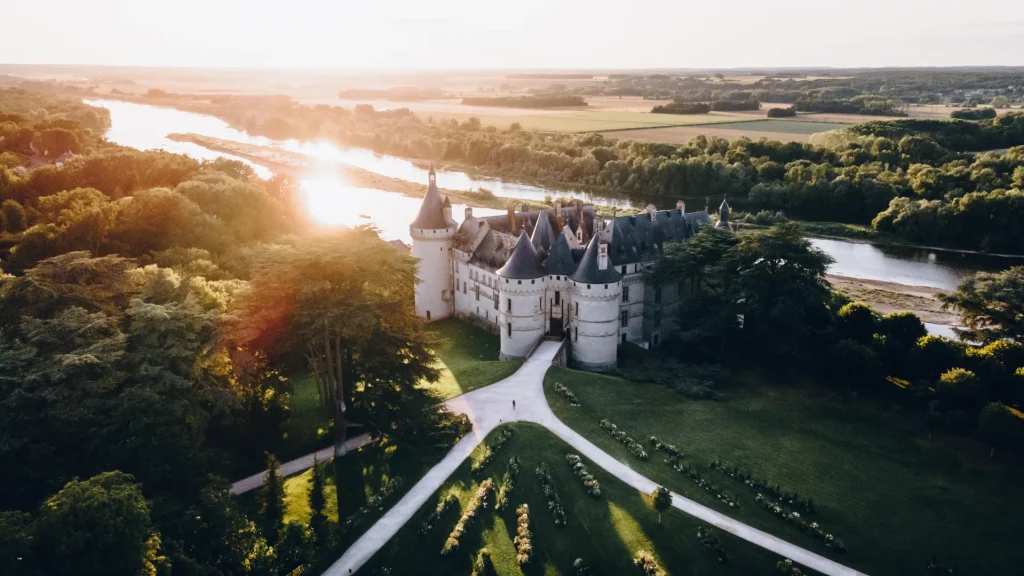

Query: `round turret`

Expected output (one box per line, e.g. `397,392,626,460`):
497,230,547,359
569,237,622,371
410,167,457,321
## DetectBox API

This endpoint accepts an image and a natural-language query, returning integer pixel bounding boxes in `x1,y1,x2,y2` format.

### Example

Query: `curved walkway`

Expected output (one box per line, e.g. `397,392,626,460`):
229,433,374,495
325,340,867,576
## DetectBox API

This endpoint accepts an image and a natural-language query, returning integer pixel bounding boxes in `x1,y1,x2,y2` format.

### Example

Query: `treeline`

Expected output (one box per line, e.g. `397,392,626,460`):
461,94,587,108
0,88,111,163
654,224,1024,456
793,94,907,116
651,102,710,115
1,89,469,575
149,92,1024,253
951,108,997,120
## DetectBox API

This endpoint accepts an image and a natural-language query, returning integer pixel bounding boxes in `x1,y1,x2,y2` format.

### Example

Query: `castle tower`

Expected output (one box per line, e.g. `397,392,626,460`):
715,197,731,229
570,235,622,371
410,167,457,321
497,230,547,360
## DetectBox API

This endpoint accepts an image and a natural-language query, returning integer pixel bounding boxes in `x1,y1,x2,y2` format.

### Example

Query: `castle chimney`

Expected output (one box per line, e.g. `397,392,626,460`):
465,206,473,219
507,205,517,233
554,203,564,233
677,200,685,215
598,243,609,270
647,204,657,221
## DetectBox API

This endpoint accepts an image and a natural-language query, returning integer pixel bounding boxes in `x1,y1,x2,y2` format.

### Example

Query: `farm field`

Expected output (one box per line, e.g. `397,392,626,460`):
415,109,756,132
598,119,845,144
361,423,797,576
542,367,1024,576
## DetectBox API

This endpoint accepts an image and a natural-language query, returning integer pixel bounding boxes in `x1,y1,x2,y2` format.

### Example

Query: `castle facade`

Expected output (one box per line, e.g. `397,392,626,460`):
410,168,715,372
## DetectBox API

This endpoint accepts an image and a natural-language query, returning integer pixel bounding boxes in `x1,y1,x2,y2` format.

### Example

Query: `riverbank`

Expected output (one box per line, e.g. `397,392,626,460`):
169,132,621,217
827,274,958,326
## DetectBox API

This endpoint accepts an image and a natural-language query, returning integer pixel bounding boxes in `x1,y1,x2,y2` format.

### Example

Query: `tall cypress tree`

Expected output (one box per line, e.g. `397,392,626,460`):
260,452,286,544
308,457,329,550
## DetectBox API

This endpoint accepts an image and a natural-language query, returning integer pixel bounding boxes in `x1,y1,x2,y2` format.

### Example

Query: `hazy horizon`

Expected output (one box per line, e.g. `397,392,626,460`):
2,0,1023,70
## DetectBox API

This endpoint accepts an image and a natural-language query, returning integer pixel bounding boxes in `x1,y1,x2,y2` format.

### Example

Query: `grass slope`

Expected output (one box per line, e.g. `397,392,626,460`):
543,367,1024,575
363,423,798,575
426,318,522,399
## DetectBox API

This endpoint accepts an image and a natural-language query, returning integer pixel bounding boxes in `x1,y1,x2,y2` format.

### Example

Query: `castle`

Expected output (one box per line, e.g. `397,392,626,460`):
410,168,717,372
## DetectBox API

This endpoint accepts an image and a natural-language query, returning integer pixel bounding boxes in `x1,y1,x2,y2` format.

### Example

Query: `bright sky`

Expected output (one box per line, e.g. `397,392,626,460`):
2,0,1023,69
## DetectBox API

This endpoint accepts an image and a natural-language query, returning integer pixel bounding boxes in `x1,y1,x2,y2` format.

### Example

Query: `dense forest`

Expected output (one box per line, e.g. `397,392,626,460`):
0,88,470,575
157,92,1024,252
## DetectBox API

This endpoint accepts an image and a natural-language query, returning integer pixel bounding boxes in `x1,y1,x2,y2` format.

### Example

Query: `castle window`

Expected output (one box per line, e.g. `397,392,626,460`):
476,289,480,301
621,266,626,274
463,282,467,295
622,334,627,343
518,280,522,285
531,280,535,284
554,291,560,305
655,287,662,304
604,284,608,289
620,310,628,327
575,302,579,315
654,311,661,327
622,286,629,303
507,322,512,337
494,296,499,311
653,334,660,347
574,327,578,342
507,298,511,312
587,284,591,289
426,311,431,321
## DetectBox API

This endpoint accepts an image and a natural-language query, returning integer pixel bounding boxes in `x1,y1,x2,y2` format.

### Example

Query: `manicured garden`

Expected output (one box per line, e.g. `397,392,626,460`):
543,367,1024,575
362,423,812,575
426,318,522,399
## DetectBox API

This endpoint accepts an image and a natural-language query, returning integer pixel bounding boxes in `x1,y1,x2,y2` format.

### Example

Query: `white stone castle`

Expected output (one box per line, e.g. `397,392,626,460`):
410,167,715,372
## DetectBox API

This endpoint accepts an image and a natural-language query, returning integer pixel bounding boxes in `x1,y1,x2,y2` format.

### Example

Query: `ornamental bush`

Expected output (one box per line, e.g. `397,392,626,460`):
573,558,594,576
648,435,683,459
441,479,495,555
633,550,665,576
696,524,730,564
554,382,581,406
472,426,516,474
668,461,739,508
513,504,533,566
536,464,567,526
710,459,815,513
599,419,649,460
496,457,521,511
472,548,496,576
340,476,404,536
419,493,458,534
755,494,845,552
565,454,601,497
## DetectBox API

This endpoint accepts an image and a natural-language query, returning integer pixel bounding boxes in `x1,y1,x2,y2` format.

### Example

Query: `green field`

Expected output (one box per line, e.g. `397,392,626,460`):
363,424,799,575
699,119,850,134
425,318,522,399
422,110,757,133
543,367,1024,575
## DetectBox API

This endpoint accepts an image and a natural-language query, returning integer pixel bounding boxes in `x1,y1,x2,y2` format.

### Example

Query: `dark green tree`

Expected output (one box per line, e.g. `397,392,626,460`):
308,457,331,550
941,267,1024,344
32,471,163,576
650,486,672,525
837,302,878,343
1,199,27,233
978,402,1022,457
260,452,286,544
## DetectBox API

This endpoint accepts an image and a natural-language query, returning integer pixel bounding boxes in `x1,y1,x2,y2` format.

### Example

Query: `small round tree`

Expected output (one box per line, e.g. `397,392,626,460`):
1,200,26,234
650,486,672,525
978,402,1022,458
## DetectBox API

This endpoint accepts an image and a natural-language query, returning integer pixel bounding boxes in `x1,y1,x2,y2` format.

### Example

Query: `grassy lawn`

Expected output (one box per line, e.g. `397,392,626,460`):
425,318,522,399
543,367,1024,575
277,371,333,461
363,423,796,575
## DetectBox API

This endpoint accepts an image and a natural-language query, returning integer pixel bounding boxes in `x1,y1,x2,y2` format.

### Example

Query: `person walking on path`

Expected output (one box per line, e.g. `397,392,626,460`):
512,399,516,410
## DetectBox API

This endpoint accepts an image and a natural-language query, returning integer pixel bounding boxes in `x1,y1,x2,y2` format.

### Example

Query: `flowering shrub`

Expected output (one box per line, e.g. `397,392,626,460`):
496,457,521,511
536,463,567,526
565,454,601,497
340,476,404,535
513,504,533,566
633,550,665,576
755,494,845,552
696,524,730,564
668,461,739,508
648,436,683,459
776,558,804,574
554,382,581,406
441,479,495,555
599,419,649,460
471,548,496,576
471,426,517,474
419,493,458,534
710,459,815,513
573,558,593,576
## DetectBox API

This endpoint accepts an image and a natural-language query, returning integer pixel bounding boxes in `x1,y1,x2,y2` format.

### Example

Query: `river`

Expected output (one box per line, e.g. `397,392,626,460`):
84,98,1020,294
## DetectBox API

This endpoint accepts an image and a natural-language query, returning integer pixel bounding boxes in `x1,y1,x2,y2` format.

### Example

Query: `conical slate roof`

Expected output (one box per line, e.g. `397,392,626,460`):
544,228,576,276
570,236,621,284
716,197,731,228
410,171,447,229
497,230,546,279
530,211,556,254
